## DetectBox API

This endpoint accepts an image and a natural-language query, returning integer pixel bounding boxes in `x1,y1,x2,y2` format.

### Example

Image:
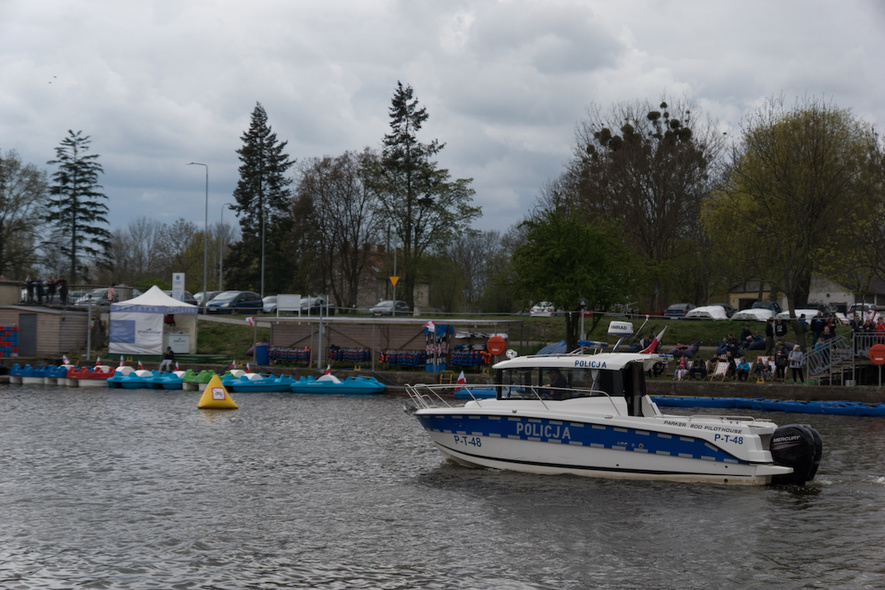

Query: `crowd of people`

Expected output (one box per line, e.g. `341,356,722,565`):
668,313,840,385
664,308,884,385
23,275,69,305
671,344,806,385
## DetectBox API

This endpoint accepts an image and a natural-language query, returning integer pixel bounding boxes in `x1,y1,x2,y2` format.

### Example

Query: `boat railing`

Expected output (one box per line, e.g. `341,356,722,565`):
404,383,460,410
404,382,627,416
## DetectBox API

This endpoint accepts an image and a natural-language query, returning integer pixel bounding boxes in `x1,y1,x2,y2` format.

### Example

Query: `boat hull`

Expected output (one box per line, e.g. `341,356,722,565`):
413,407,789,485
76,378,112,388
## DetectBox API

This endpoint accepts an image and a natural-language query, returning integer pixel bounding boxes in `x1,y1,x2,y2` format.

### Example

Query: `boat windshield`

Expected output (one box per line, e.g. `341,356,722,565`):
496,366,622,399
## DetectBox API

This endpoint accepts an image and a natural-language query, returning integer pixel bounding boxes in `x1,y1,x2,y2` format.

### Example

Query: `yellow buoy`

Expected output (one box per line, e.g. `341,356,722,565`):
198,374,239,410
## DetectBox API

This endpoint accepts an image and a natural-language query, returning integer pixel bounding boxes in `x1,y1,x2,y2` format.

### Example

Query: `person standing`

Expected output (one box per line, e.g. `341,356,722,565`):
788,345,805,384
774,342,789,382
35,276,44,304
46,275,57,304
57,276,68,305
774,317,788,341
24,275,34,303
810,311,825,345
765,318,775,355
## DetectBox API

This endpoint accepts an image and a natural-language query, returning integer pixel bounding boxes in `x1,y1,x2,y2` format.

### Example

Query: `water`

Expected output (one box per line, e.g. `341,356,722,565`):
1,385,884,589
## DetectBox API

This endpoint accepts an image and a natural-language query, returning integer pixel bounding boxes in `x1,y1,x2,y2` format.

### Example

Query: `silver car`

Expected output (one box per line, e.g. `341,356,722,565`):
369,300,410,317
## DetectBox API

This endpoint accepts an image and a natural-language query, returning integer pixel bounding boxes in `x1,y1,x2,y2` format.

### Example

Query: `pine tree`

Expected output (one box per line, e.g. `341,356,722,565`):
47,130,111,284
370,82,480,308
228,103,294,296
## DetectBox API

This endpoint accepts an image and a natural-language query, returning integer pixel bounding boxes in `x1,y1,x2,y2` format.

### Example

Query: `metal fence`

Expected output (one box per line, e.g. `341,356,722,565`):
807,332,883,385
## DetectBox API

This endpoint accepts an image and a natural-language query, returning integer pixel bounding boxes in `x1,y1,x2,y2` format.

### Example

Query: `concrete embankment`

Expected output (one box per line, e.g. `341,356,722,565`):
2,359,883,403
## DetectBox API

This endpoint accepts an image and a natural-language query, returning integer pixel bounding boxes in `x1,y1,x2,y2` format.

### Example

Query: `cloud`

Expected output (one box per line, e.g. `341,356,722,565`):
1,0,883,238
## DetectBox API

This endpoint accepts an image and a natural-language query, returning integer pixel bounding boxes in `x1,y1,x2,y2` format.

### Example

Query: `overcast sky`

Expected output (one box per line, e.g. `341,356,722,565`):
3,0,883,237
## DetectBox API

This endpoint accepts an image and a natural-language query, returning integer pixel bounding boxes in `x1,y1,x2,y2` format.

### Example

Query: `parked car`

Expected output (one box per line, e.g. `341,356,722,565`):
163,290,198,306
664,303,695,319
74,287,142,306
194,290,222,309
775,308,819,321
731,301,783,322
529,301,556,317
300,295,335,316
684,305,729,320
204,290,263,314
74,288,110,306
710,303,736,318
263,296,277,314
369,300,410,317
847,303,880,318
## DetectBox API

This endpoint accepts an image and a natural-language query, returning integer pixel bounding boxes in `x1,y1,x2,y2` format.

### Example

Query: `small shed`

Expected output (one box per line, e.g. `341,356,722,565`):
108,286,199,355
0,306,89,358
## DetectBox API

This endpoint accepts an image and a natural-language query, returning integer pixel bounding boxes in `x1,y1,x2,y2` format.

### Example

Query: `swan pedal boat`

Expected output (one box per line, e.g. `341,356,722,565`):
406,351,821,486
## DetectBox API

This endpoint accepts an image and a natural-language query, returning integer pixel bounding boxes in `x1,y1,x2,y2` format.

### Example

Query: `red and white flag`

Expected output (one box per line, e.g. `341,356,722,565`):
424,320,435,332
324,364,332,375
230,360,237,369
119,356,125,367
175,361,180,371
640,327,667,354
95,356,101,367
62,354,69,365
456,370,467,387
246,363,251,373
137,361,145,370
246,317,255,327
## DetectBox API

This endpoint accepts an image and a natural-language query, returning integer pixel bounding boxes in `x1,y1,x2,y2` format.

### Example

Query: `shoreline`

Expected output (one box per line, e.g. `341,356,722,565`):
2,357,883,403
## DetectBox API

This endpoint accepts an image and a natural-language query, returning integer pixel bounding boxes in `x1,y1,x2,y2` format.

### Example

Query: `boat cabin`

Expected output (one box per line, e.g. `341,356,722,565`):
493,353,655,416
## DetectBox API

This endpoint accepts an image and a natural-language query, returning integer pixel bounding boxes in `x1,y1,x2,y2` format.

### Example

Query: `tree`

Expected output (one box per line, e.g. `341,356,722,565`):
0,149,48,277
47,130,111,284
702,96,883,342
159,219,203,292
556,98,724,310
512,206,644,350
295,150,382,308
369,82,480,308
228,102,295,296
445,229,506,312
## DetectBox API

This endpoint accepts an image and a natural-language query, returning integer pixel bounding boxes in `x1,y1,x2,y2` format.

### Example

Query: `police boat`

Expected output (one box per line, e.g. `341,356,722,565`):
404,323,821,486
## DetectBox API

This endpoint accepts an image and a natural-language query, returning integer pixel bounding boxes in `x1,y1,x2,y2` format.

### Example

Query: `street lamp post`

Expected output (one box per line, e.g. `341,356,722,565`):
219,203,235,291
186,162,209,315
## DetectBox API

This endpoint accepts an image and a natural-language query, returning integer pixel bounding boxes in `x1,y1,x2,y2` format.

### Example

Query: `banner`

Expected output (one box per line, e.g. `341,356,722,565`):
109,311,164,354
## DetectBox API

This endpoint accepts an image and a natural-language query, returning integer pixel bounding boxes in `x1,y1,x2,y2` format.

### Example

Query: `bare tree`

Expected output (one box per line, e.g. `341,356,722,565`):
558,97,725,310
296,150,381,308
445,230,504,311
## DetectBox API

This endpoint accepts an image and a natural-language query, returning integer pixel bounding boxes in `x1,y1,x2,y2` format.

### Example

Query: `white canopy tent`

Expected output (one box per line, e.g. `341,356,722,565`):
108,285,199,355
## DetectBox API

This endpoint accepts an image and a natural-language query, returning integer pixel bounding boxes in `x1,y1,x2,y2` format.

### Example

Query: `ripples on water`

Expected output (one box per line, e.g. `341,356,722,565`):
1,386,884,589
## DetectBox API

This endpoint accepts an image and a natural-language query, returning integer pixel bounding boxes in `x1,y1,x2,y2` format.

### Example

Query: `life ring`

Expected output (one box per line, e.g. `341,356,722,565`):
487,335,506,356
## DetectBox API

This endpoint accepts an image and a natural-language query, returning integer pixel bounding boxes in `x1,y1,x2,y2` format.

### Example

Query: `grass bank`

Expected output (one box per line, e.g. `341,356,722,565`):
195,315,790,358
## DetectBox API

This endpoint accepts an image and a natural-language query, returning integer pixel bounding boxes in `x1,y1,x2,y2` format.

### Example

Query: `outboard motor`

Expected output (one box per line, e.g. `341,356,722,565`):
769,424,823,485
